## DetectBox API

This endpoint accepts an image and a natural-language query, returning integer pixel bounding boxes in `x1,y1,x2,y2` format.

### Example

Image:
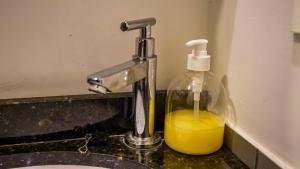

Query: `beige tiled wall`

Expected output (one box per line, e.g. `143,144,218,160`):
0,0,208,99
209,0,300,168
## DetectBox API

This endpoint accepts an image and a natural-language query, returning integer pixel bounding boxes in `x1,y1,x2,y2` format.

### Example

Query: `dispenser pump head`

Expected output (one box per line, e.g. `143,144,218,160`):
186,39,210,71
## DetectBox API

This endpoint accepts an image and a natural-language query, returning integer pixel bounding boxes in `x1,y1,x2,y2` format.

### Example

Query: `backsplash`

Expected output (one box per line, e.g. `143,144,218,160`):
0,91,166,138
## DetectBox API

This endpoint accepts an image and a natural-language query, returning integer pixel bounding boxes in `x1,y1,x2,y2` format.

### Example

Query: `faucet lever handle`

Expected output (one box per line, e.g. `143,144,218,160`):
120,17,156,38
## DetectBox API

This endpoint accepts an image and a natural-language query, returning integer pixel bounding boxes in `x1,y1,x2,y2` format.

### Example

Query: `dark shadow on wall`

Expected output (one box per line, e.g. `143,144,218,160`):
207,0,238,125
221,75,237,127
292,33,300,67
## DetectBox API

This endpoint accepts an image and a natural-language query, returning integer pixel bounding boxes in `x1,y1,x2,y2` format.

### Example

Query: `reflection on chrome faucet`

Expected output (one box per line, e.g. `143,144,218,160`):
88,60,147,94
87,18,161,149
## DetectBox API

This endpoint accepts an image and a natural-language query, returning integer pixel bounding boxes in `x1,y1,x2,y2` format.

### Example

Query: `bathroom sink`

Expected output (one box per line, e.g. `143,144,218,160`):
13,165,108,169
0,151,149,169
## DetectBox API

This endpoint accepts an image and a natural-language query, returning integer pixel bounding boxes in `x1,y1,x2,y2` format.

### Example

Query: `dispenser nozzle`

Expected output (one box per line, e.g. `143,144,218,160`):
185,39,208,57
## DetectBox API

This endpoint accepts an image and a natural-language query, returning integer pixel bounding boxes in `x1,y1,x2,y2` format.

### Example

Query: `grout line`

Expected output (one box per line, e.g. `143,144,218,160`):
254,149,259,169
227,122,294,169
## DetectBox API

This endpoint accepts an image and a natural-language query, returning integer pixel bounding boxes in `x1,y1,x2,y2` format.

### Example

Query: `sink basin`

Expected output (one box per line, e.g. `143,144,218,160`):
0,151,149,169
14,165,108,169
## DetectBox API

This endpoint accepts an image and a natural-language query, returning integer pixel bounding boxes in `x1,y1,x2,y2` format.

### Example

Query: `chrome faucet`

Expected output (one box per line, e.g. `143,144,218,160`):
87,18,161,148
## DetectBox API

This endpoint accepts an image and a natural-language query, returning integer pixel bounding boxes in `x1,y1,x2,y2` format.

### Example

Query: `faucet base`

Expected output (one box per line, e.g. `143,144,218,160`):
123,132,162,149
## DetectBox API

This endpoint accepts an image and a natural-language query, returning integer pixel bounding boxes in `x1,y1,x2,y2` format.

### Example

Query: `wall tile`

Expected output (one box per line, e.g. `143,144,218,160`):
224,126,257,169
256,151,281,169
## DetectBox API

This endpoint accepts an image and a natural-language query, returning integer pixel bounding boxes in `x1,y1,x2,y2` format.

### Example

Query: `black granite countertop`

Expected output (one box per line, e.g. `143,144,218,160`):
0,133,248,169
0,92,249,169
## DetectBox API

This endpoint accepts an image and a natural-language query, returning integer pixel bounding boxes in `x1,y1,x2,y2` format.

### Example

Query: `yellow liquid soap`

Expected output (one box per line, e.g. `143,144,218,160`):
164,109,225,155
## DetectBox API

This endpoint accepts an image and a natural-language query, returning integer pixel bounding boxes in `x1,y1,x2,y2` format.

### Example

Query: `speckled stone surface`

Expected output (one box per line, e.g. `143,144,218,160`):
0,93,131,138
0,151,149,169
0,135,248,169
0,92,249,169
0,92,166,139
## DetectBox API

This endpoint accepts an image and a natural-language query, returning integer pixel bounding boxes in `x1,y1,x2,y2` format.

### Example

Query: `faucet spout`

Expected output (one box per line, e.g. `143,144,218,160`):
87,59,147,94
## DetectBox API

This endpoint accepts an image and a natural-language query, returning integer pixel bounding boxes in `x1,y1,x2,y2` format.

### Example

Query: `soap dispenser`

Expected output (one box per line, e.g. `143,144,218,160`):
164,39,231,155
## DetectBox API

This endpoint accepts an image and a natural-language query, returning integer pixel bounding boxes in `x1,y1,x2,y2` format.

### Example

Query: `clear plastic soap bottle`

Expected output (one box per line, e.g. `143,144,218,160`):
164,39,231,155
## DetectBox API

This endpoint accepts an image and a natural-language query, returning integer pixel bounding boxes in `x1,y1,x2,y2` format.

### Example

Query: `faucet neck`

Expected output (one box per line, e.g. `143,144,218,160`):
134,37,155,60
140,26,151,39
